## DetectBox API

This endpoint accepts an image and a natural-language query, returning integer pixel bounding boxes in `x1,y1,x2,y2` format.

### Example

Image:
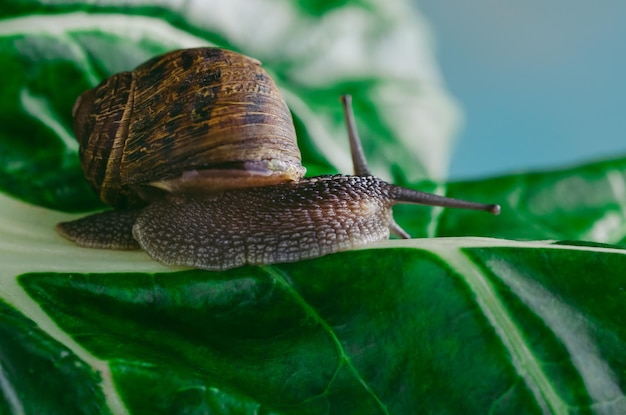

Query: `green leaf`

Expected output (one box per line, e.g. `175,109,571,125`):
0,1,457,211
2,1,626,414
393,156,626,244
3,201,626,414
0,299,113,414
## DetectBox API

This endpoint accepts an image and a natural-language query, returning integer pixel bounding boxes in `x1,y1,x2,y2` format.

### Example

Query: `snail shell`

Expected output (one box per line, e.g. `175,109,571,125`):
57,48,500,270
72,47,305,208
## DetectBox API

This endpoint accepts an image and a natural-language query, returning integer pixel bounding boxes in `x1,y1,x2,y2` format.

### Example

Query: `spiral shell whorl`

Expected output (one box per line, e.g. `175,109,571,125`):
73,47,303,208
73,72,138,207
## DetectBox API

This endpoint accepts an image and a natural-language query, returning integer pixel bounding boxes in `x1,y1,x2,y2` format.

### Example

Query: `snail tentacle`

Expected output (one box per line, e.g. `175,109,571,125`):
390,185,501,214
341,94,372,177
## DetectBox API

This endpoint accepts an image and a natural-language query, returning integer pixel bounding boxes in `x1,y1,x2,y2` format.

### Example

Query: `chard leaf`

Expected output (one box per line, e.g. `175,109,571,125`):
2,197,626,414
0,1,457,211
395,156,626,244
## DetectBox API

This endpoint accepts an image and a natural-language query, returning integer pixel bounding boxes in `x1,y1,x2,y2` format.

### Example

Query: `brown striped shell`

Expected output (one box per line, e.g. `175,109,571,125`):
72,47,305,208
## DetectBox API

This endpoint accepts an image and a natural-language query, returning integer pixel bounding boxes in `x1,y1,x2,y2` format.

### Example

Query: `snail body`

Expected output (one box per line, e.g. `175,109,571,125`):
57,47,500,271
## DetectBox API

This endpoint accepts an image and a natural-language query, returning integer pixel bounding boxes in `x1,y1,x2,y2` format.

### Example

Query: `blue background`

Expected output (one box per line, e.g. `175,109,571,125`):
416,1,626,180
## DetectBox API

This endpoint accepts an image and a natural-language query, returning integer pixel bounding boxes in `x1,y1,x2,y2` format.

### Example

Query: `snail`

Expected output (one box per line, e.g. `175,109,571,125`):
56,47,500,271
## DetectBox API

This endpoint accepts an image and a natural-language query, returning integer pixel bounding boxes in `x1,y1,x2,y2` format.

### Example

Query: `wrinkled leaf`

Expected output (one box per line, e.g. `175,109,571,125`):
2,195,626,414
395,156,626,245
0,0,457,211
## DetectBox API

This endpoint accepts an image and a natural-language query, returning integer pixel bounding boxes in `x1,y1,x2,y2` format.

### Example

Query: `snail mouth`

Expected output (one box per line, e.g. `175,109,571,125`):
148,160,306,193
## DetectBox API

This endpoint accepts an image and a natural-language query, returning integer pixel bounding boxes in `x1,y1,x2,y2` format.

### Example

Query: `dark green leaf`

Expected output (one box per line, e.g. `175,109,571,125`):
0,1,454,210
0,299,112,414
11,242,626,414
394,156,626,245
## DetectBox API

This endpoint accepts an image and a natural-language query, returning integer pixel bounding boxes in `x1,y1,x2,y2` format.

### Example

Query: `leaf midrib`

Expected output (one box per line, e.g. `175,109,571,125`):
434,246,568,415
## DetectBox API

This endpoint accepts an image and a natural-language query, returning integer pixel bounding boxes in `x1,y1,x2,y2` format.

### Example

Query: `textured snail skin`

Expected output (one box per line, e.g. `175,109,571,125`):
132,175,394,270
57,175,394,270
56,209,140,250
